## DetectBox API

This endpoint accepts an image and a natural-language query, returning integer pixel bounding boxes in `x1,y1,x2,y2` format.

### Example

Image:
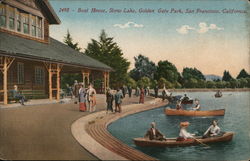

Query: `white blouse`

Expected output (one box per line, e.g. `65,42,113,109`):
204,125,221,136
179,128,194,139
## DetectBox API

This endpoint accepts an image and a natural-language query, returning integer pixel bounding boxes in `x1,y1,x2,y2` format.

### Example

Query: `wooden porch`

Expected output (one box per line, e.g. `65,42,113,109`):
0,55,110,105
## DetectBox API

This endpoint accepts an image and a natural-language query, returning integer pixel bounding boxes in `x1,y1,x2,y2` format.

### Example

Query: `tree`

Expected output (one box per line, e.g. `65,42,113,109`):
238,78,248,88
129,54,157,81
137,76,151,88
222,70,234,81
158,77,167,88
182,67,205,81
206,81,216,88
63,30,82,51
155,60,181,83
62,30,82,88
125,76,137,88
183,78,198,88
237,69,249,79
85,30,130,88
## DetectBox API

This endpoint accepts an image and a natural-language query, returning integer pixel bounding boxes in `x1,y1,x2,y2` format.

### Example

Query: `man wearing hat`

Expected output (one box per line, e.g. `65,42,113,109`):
177,121,195,141
144,122,166,141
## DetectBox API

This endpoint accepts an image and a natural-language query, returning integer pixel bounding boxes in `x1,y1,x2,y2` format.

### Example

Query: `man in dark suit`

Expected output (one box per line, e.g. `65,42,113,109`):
144,122,166,141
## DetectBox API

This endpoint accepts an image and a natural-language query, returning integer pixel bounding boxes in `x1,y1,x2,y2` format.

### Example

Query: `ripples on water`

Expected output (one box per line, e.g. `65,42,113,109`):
108,92,250,160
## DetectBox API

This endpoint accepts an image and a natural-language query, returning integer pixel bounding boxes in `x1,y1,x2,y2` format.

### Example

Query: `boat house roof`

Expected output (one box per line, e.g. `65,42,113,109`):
0,32,113,71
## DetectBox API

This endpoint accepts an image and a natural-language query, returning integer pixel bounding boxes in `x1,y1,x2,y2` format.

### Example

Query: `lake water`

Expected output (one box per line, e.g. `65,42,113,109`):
108,92,250,160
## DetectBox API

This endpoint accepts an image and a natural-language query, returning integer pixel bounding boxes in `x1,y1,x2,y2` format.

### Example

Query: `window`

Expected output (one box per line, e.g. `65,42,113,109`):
31,15,36,36
0,3,44,39
22,13,29,34
0,4,6,27
35,67,44,85
8,70,14,84
8,6,15,30
16,11,21,32
17,62,24,84
37,17,42,38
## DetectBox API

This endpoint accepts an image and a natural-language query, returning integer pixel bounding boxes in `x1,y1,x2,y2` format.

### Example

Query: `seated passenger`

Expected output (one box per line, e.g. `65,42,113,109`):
182,94,189,101
192,99,200,111
176,100,183,110
144,122,166,141
177,122,195,141
203,120,221,138
12,85,25,105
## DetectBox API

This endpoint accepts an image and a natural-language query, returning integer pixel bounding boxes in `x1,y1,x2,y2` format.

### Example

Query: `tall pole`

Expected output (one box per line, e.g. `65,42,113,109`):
3,57,8,105
48,64,52,100
56,64,60,101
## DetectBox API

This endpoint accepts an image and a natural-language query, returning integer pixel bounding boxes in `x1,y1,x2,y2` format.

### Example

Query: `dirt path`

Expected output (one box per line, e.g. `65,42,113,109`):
0,94,154,160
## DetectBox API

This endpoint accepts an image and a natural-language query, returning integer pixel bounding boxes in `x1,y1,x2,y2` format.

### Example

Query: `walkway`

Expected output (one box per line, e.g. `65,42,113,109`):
0,94,154,160
72,98,167,160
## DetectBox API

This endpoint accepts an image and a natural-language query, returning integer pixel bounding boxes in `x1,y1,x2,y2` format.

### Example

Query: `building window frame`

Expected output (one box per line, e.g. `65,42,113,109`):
17,62,24,84
0,3,44,40
34,66,45,85
0,3,6,27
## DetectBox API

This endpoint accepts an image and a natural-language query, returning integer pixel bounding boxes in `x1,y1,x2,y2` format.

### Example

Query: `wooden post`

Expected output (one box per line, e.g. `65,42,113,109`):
82,70,90,88
3,57,8,105
103,72,107,93
48,64,52,100
107,72,110,89
86,73,90,86
1,56,15,105
56,64,60,101
82,71,86,88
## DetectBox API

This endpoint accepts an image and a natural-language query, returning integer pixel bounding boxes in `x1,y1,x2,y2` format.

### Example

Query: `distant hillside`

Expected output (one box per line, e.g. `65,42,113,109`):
205,74,222,81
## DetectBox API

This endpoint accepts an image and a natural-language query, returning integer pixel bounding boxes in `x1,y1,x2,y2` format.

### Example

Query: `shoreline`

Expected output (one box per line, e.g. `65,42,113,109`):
167,88,250,92
71,97,168,160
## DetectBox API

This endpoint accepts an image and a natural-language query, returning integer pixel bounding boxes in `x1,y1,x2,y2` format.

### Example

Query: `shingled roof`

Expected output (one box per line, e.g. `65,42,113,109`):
0,32,113,71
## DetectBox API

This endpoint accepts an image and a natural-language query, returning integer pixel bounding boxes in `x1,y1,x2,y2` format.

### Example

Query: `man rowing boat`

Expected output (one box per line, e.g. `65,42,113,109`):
203,120,221,138
144,122,166,141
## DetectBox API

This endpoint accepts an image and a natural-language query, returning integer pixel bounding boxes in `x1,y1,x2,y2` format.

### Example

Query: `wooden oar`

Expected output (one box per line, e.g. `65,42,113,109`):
193,138,210,147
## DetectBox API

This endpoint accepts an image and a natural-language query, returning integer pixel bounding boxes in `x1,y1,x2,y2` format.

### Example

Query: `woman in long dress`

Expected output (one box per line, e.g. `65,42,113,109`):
139,88,145,104
88,84,97,112
79,84,87,112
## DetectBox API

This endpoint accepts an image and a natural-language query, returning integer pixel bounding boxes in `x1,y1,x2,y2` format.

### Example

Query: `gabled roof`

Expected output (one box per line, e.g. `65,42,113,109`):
35,0,61,24
0,32,113,71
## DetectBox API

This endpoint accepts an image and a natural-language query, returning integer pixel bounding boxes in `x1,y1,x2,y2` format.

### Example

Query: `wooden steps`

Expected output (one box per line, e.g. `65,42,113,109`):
85,101,167,160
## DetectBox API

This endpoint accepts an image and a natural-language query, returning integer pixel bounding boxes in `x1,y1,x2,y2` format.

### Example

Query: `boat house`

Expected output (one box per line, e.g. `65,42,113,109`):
0,0,112,105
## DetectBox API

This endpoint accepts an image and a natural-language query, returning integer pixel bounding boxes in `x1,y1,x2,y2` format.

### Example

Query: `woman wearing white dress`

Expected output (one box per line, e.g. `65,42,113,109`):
177,122,195,141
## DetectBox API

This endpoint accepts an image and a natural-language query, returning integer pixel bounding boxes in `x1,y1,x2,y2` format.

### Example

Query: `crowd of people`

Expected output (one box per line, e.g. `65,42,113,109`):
63,81,156,113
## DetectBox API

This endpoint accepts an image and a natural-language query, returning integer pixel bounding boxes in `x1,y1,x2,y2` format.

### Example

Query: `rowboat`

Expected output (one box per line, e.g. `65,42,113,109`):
215,94,222,98
133,132,234,147
165,108,225,116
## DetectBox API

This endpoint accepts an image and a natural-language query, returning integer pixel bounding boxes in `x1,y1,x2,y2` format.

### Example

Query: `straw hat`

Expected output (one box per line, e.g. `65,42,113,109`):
180,121,190,127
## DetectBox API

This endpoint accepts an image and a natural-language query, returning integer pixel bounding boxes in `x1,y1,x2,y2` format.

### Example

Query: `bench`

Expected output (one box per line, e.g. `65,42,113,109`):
7,90,48,103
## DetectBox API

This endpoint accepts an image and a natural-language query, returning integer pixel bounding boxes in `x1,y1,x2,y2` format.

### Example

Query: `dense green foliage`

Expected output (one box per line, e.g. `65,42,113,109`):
63,30,82,52
237,69,249,79
129,54,157,81
155,60,181,83
182,67,205,81
222,70,234,81
85,30,130,88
